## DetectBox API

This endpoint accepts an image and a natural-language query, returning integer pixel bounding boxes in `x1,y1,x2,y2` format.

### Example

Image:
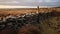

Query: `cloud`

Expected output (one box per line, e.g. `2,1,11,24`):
0,1,19,3
0,0,60,6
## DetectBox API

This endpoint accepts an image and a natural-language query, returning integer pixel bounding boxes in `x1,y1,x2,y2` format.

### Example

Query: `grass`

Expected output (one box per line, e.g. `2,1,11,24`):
37,16,60,34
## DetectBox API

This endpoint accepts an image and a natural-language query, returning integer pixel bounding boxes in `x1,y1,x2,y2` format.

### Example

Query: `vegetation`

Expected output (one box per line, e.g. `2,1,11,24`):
0,9,60,34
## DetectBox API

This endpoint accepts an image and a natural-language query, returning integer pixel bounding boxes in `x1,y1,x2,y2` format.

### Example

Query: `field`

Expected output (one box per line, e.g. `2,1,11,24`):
0,7,60,34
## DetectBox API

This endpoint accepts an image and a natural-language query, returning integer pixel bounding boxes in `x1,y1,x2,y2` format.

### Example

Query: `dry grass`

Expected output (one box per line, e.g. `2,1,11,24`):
16,24,41,34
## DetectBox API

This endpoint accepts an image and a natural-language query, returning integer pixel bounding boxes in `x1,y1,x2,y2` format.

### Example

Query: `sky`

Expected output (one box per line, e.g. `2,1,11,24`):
0,0,60,8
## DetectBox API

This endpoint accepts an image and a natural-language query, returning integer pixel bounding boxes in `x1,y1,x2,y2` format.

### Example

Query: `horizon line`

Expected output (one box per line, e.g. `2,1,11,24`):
0,5,59,8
